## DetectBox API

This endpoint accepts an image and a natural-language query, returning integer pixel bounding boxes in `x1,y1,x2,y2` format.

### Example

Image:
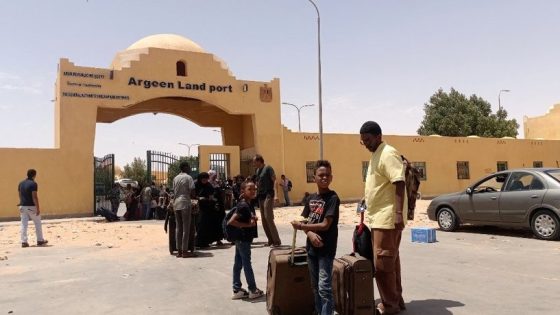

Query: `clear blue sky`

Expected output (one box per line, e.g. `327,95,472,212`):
1,0,559,167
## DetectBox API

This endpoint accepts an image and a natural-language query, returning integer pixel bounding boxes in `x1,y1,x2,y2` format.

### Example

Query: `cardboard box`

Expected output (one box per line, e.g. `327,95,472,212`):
411,227,436,243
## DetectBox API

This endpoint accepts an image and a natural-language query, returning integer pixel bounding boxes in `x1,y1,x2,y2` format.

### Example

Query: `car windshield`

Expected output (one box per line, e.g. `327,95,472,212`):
545,170,560,183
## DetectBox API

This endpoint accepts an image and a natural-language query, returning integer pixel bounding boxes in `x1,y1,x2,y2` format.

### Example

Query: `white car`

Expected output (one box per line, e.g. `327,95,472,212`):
115,178,138,189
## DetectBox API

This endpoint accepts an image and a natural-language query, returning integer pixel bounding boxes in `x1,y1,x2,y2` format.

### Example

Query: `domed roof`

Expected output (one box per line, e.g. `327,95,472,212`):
126,34,205,53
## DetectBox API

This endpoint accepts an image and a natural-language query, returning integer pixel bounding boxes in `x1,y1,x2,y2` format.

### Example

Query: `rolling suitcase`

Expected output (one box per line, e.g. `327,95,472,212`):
266,229,315,315
332,254,374,315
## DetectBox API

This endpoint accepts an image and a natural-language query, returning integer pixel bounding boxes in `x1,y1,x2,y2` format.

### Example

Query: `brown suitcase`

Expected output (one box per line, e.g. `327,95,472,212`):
266,230,315,315
332,254,375,315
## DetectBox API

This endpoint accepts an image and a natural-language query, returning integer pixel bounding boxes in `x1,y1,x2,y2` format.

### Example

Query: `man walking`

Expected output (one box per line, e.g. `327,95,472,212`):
252,154,281,247
18,169,48,248
360,121,407,314
173,161,196,258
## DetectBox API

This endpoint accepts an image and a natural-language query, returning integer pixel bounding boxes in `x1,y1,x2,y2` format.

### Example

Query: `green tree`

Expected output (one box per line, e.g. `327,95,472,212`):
167,156,199,187
123,157,147,186
417,88,519,138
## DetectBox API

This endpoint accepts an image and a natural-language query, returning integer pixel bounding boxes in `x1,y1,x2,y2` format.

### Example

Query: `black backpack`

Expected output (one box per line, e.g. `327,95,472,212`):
222,207,243,242
353,211,373,268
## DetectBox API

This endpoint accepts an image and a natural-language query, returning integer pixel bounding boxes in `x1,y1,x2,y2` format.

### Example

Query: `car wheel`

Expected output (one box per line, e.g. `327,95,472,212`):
531,210,560,240
437,207,458,232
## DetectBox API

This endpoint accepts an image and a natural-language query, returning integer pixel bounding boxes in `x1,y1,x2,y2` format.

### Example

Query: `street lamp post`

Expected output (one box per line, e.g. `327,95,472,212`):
282,102,315,132
177,143,199,157
308,0,324,159
498,89,510,111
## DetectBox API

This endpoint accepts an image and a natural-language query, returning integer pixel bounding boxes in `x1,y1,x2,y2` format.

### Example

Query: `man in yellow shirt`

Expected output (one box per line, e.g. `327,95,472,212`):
360,121,407,315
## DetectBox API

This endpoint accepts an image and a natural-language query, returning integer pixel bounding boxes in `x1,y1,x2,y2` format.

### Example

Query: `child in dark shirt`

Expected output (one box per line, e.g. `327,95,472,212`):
291,160,340,315
228,181,264,300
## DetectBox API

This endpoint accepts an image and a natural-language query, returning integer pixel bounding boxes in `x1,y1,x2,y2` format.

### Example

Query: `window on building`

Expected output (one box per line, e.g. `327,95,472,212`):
533,161,543,168
362,161,369,182
497,161,508,172
411,162,427,181
176,61,186,76
306,161,315,183
457,161,470,179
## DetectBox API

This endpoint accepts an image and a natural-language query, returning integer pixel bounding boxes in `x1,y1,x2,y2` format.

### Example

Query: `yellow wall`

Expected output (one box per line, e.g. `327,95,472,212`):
524,103,560,139
279,129,560,202
0,149,93,218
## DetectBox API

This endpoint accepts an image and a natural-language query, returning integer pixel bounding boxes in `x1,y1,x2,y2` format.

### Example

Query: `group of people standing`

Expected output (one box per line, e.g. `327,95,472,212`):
169,163,256,257
171,154,287,258
115,182,171,221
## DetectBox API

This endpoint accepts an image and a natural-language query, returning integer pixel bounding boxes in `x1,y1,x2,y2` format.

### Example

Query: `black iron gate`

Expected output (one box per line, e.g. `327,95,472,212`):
209,153,230,180
93,154,115,213
147,150,200,188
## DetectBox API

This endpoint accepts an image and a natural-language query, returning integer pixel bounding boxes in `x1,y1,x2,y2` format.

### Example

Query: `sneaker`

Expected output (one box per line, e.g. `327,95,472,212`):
249,288,264,299
22,242,29,248
231,288,249,300
37,240,49,246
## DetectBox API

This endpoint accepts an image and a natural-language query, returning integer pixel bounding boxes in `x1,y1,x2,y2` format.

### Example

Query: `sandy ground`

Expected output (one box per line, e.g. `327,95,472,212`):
0,200,435,258
3,201,560,315
273,200,436,228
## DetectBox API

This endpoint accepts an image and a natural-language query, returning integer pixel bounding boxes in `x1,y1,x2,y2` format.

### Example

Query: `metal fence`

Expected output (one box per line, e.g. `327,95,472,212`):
93,154,115,213
209,153,230,180
147,150,200,188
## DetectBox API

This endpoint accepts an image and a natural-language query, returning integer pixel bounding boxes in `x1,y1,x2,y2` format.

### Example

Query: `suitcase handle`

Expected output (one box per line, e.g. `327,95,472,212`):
290,227,297,266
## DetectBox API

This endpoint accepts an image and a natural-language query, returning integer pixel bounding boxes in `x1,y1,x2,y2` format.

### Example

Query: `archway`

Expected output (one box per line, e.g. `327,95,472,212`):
0,34,283,219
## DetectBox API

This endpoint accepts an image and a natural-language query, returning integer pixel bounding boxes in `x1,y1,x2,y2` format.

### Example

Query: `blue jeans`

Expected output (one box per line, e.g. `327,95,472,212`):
308,253,334,315
282,188,291,206
232,240,256,292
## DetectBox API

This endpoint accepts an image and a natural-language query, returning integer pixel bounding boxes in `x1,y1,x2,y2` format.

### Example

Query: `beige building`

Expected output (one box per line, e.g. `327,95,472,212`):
1,34,560,220
524,104,560,140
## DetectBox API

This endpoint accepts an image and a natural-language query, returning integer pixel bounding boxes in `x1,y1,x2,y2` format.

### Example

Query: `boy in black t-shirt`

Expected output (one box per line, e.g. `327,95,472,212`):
291,160,340,315
227,181,264,300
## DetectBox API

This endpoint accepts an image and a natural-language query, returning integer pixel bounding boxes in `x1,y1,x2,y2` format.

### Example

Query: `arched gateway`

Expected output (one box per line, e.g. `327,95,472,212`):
0,34,287,219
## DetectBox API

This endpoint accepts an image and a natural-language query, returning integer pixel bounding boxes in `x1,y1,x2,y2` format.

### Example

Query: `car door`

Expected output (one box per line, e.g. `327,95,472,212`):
499,171,545,223
459,173,507,222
